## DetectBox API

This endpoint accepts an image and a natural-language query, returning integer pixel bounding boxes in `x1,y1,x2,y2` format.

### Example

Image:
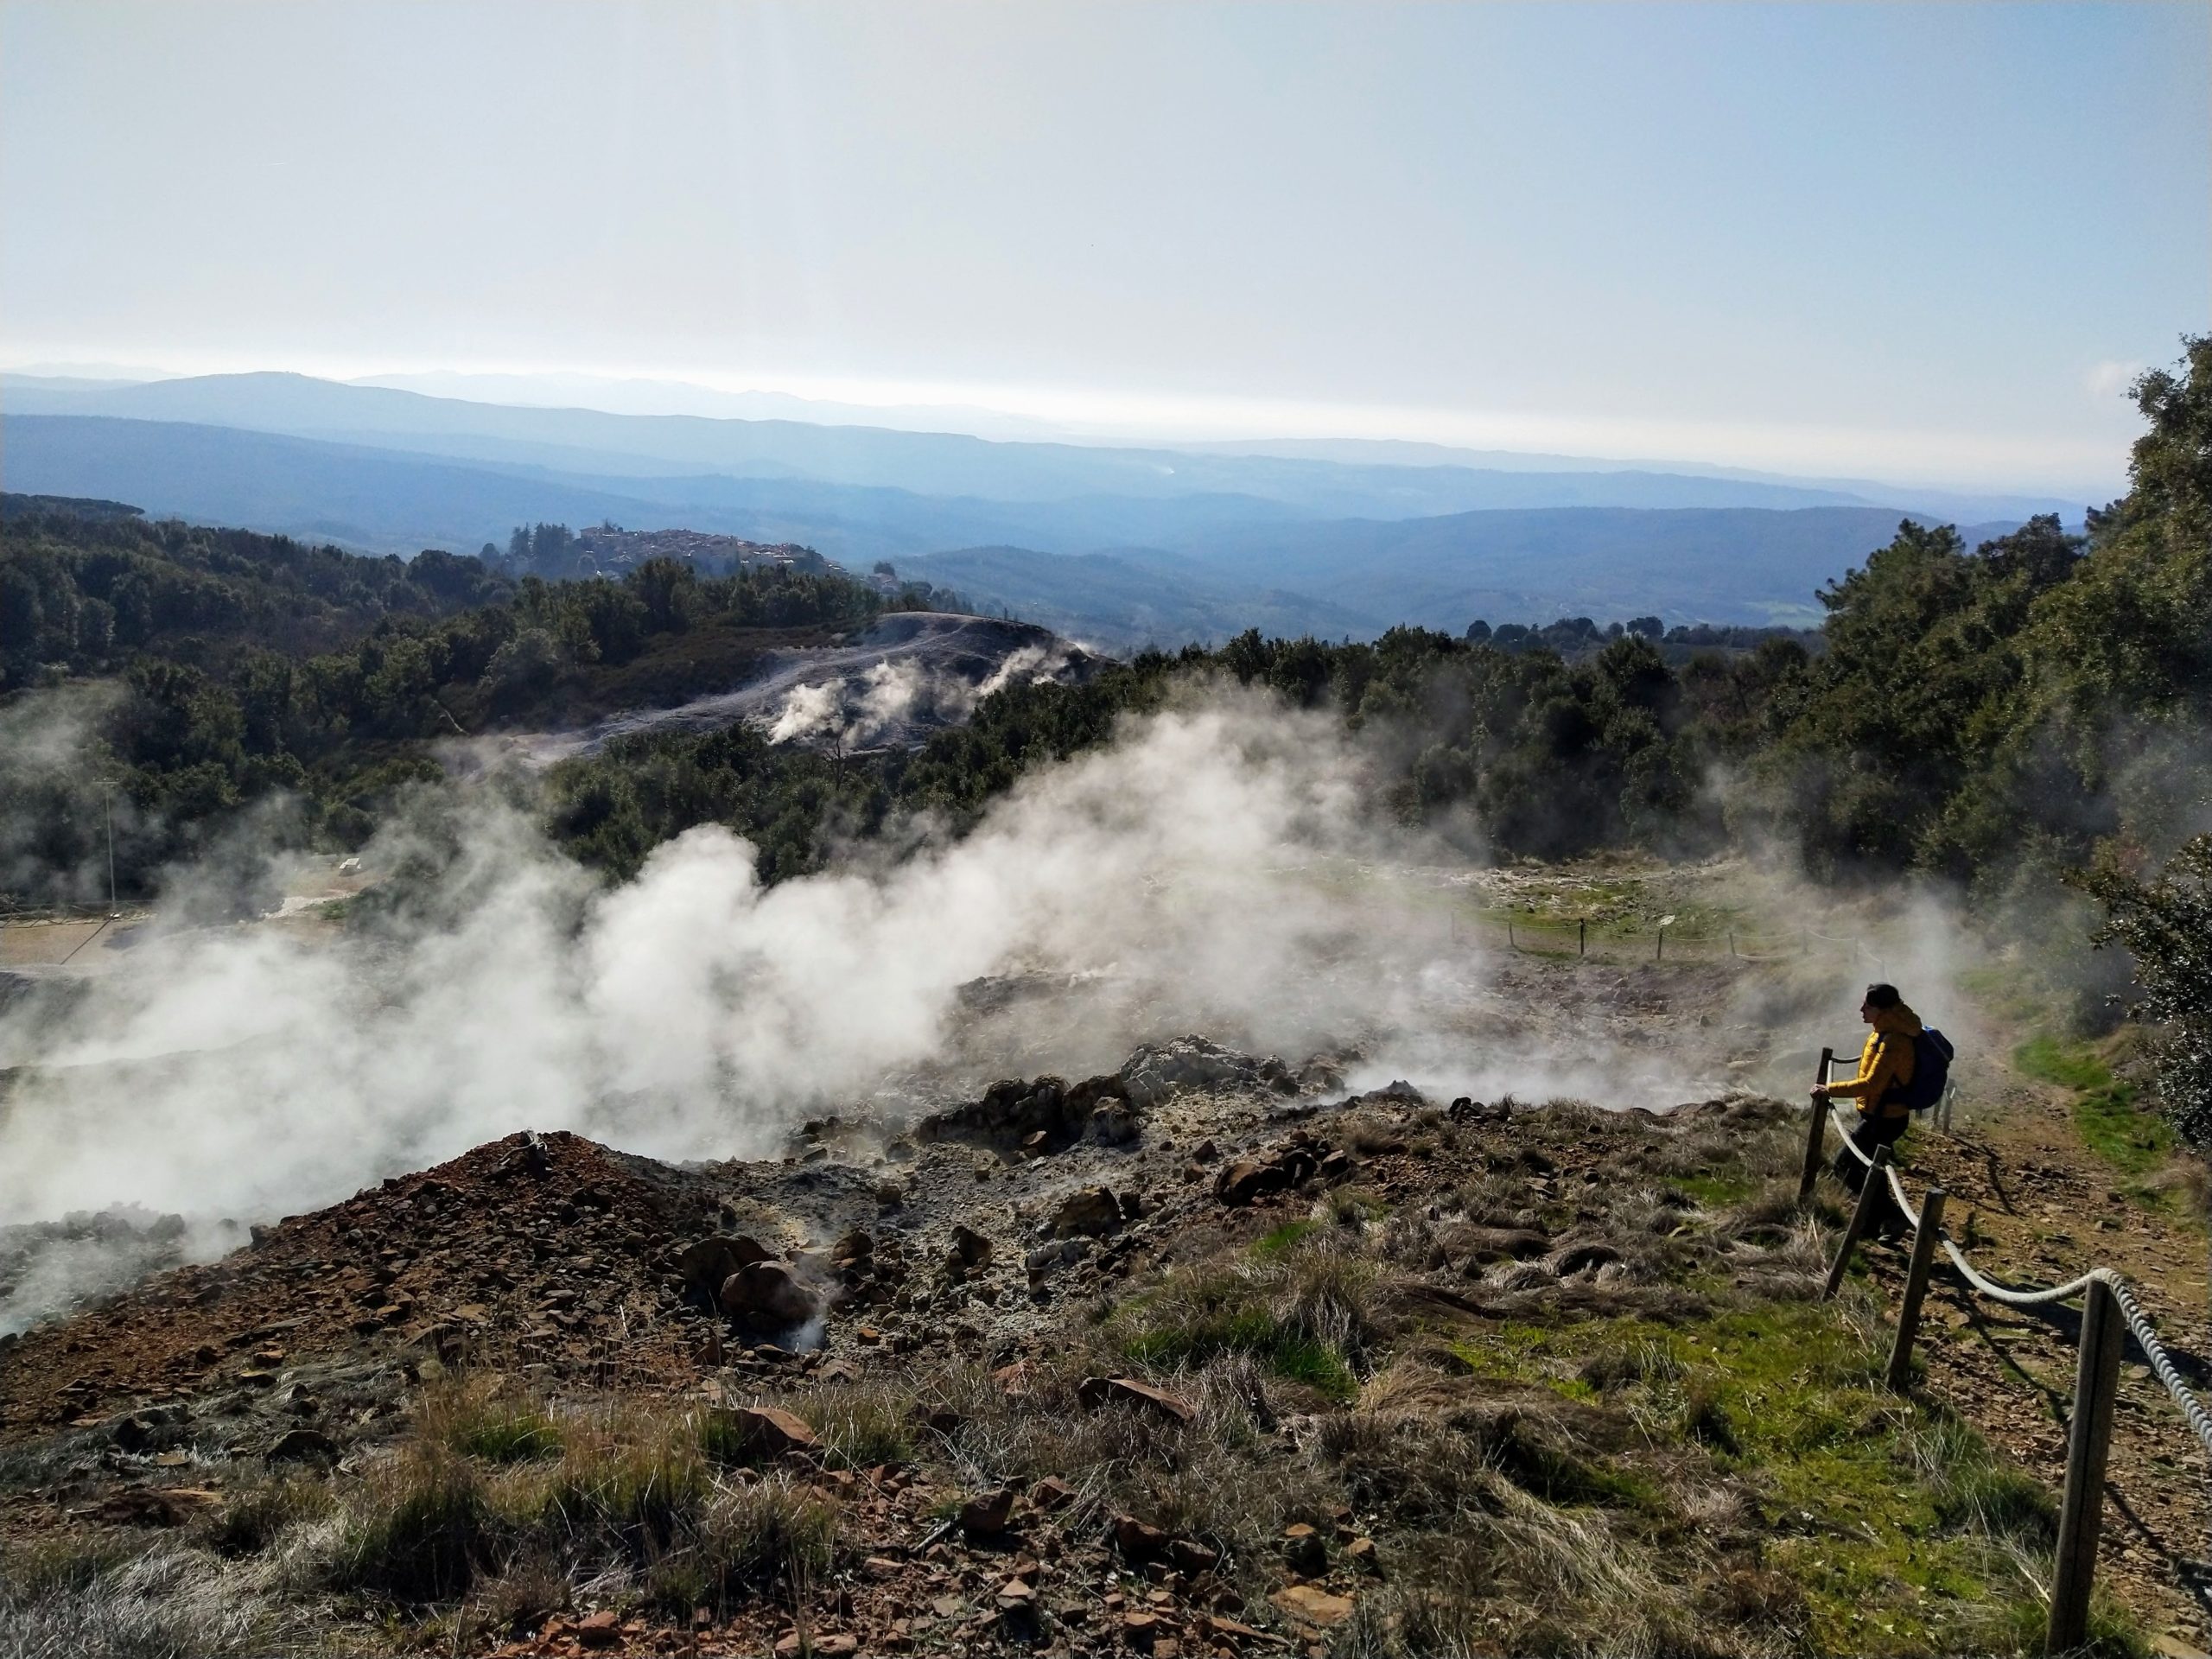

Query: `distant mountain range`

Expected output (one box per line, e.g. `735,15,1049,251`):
0,372,2086,645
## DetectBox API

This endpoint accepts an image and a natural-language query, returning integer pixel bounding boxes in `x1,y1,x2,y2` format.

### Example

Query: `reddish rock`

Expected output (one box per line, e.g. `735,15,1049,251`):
1112,1513,1172,1561
960,1487,1017,1536
719,1261,818,1325
676,1234,772,1298
946,1225,995,1277
1214,1159,1288,1207
1167,1537,1220,1573
1272,1584,1356,1625
718,1405,817,1459
1029,1474,1077,1512
1051,1185,1123,1237
1079,1376,1196,1424
575,1610,622,1649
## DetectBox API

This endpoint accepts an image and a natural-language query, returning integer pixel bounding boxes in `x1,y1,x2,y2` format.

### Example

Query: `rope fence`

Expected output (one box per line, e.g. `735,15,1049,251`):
1799,1050,2211,1653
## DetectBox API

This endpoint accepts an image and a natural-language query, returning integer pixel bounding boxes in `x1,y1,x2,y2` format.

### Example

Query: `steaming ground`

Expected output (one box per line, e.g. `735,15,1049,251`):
0,691,1909,1335
507,612,1094,763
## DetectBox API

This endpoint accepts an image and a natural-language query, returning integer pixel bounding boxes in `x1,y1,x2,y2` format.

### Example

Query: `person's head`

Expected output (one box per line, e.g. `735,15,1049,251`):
1860,982,1901,1023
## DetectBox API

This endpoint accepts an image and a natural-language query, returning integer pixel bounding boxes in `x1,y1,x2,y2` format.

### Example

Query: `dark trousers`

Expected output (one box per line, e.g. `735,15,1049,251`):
1834,1110,1910,1230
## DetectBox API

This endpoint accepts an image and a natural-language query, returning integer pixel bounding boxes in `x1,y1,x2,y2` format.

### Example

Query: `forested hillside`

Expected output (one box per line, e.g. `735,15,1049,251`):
0,505,922,895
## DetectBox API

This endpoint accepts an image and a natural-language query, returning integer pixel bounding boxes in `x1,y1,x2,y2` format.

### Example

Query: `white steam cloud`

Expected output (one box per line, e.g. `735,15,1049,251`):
765,645,1065,748
0,690,1746,1332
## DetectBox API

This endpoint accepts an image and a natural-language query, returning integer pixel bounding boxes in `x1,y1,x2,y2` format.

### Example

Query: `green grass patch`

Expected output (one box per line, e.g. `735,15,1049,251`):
2013,1036,2181,1195
1440,1301,2100,1656
1124,1306,1357,1401
2072,1083,2177,1181
1959,959,2053,1027
1665,1171,1755,1209
1250,1220,1321,1258
2012,1035,2108,1092
453,1407,562,1464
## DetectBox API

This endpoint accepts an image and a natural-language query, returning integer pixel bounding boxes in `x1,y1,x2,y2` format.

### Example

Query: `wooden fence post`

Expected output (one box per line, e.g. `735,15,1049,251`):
1578,919,1586,957
1885,1186,1946,1392
1821,1145,1889,1300
1797,1048,1834,1202
2048,1276,2124,1655
1507,919,1515,950
1656,927,1664,962
1728,928,1737,958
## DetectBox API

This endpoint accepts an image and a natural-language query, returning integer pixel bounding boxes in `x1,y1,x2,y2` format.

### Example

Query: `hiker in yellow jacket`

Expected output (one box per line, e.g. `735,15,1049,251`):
1810,982,1921,1236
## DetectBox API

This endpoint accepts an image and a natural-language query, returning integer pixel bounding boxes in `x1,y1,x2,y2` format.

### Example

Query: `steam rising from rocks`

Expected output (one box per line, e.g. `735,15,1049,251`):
3,692,1621,1332
0,684,2042,1336
765,644,1064,747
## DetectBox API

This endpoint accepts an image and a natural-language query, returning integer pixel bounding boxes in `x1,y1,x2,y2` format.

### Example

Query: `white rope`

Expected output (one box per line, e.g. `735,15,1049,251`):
1810,1058,2212,1461
1829,1105,1876,1165
1938,1235,2104,1308
2108,1275,2212,1459
1882,1162,1922,1231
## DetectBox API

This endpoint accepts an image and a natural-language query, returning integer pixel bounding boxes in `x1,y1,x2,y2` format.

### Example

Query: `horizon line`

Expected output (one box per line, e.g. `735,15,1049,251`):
0,351,2127,501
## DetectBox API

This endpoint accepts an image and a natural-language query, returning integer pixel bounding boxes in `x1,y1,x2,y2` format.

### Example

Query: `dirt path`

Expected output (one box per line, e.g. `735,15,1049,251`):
1868,1071,2211,1647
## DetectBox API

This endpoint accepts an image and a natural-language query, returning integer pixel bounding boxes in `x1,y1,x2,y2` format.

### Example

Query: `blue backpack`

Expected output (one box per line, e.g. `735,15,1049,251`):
1897,1028,1955,1112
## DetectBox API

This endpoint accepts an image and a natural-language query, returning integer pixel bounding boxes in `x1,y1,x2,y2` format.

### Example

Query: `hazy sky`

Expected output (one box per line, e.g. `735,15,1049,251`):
3,2,2206,490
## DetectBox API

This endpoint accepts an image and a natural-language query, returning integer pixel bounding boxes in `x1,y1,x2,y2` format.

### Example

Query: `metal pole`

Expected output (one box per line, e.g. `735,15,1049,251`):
1885,1187,1945,1392
1728,928,1737,958
1656,927,1663,962
105,787,117,916
1507,919,1515,950
1578,919,1586,957
1798,1048,1834,1202
2048,1276,2124,1655
1822,1144,1889,1300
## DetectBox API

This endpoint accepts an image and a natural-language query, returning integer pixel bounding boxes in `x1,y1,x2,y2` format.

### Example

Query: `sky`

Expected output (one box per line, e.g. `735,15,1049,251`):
2,2,2207,493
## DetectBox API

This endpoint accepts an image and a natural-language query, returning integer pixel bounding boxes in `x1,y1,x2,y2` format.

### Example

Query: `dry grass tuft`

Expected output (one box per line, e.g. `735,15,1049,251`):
199,1477,336,1559
329,1446,497,1602
0,1541,294,1659
416,1372,563,1464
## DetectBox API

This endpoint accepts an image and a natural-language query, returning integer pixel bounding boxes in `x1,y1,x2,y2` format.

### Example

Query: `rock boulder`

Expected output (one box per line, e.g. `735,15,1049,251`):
719,1261,817,1326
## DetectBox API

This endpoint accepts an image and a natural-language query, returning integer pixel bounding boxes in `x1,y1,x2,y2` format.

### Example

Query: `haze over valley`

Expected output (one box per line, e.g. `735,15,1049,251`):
3,370,2068,644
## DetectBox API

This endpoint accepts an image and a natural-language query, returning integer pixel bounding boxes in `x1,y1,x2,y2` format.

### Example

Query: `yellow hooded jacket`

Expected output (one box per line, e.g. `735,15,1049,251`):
1826,1002,1923,1122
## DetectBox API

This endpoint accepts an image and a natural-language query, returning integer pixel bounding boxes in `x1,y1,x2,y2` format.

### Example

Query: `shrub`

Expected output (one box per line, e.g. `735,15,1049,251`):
795,1382,917,1471
537,1412,711,1554
418,1376,562,1464
681,1477,837,1610
200,1477,335,1557
332,1449,498,1601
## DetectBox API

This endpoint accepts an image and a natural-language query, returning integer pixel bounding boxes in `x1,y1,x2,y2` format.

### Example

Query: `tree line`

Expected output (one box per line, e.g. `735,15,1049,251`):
0,512,917,899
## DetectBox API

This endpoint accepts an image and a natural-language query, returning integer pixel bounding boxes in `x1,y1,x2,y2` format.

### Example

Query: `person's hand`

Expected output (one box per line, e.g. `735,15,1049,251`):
1809,1084,1830,1101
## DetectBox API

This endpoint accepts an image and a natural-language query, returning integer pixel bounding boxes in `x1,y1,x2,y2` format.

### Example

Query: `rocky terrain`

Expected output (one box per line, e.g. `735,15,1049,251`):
3,982,2206,1656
